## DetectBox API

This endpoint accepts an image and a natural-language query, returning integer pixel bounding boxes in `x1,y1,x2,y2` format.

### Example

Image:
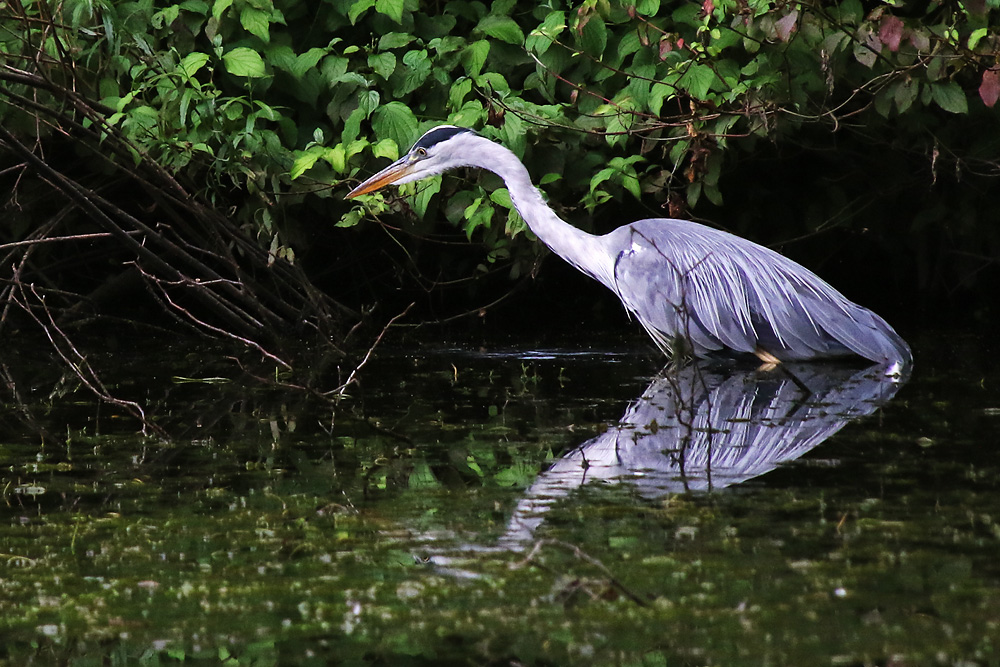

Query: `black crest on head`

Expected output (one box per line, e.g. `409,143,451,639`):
412,126,475,152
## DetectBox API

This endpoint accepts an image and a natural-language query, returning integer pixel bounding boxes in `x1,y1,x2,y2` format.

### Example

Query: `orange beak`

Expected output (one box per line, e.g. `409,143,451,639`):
345,157,413,199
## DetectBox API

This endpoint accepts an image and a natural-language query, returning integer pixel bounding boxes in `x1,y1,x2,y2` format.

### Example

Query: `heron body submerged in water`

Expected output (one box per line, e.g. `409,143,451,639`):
347,126,911,371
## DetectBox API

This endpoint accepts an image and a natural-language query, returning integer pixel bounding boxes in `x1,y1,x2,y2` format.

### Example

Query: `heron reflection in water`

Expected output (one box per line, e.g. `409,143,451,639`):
348,126,911,373
498,359,907,549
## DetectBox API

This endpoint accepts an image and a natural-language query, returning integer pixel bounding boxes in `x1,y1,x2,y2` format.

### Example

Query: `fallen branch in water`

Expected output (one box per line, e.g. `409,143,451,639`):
512,538,650,607
326,302,415,400
9,281,166,438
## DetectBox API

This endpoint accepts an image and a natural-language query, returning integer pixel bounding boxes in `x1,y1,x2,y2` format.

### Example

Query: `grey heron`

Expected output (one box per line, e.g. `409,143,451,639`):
347,125,911,371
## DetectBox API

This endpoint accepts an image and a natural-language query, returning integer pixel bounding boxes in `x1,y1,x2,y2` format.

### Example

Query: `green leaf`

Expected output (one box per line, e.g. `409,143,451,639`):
320,56,350,84
931,81,968,114
626,63,655,109
179,52,210,79
372,139,399,160
616,32,642,60
411,175,441,218
678,62,715,100
221,99,247,121
713,59,740,91
337,209,365,228
253,100,280,121
290,146,324,179
463,196,482,220
968,27,989,50
498,112,525,156
152,5,180,29
428,35,465,56
449,100,485,127
853,25,880,68
526,11,565,55
833,0,863,23
491,0,517,16
475,71,510,94
579,16,608,56
636,0,660,14
358,89,380,118
609,156,643,200
342,107,366,144
603,100,637,148
325,145,347,174
345,138,370,160
379,32,415,49
212,0,233,20
894,78,918,114
222,47,266,77
462,40,490,77
648,78,677,117
477,15,524,45
449,78,473,110
372,101,419,150
489,188,513,209
704,183,724,206
396,50,431,95
463,198,494,240
374,0,404,23
589,166,615,191
179,88,193,126
266,44,296,73
292,47,327,78
686,180,702,208
368,52,396,80
240,6,270,43
874,88,893,118
348,0,375,24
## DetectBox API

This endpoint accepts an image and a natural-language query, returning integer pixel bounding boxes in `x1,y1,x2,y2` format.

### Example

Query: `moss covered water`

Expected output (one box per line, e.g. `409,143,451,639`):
1,332,998,666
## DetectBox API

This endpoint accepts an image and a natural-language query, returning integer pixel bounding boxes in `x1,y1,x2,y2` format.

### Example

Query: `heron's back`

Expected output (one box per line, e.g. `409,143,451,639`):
604,218,911,366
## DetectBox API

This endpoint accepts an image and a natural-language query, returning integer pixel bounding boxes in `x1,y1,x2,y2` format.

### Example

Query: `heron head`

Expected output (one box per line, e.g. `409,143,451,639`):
346,125,480,198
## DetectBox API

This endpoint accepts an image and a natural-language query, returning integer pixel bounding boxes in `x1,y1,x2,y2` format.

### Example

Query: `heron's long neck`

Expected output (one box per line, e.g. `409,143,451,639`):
472,143,615,288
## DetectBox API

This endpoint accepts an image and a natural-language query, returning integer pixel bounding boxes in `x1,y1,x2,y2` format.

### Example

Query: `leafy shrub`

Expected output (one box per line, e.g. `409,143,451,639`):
3,0,998,305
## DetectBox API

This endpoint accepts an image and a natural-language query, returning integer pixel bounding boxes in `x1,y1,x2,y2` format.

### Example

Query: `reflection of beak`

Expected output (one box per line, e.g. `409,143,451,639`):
346,157,414,199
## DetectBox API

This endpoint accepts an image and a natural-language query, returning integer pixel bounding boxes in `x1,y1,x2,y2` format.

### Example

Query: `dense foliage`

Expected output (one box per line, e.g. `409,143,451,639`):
2,0,999,337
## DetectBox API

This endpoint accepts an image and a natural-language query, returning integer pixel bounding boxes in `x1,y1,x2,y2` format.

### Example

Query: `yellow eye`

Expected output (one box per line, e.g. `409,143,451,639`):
415,147,428,157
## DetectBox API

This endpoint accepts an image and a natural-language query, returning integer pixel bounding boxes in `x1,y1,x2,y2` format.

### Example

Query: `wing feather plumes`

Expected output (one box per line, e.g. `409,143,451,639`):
609,219,911,366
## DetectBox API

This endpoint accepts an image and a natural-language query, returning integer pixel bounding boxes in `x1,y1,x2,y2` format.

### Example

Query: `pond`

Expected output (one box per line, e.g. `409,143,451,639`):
1,328,998,666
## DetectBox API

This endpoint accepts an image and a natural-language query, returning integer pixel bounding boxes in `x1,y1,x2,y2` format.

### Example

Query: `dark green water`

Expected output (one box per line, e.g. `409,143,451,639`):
1,330,998,666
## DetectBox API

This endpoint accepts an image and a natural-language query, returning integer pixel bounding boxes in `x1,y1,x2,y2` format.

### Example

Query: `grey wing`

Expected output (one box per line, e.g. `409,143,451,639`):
609,220,911,365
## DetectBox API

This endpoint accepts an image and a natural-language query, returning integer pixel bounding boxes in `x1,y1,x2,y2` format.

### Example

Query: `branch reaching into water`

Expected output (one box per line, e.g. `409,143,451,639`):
326,302,415,399
9,281,166,438
512,538,650,607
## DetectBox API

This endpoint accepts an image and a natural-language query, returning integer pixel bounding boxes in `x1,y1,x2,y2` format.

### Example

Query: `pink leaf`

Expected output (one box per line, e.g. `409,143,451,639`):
980,70,1000,108
658,38,673,59
879,15,904,52
702,0,714,17
576,6,591,36
775,11,798,42
966,0,987,14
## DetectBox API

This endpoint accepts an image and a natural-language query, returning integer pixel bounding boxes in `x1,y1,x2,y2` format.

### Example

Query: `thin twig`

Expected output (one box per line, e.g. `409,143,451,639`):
0,231,141,251
326,302,415,398
130,262,292,370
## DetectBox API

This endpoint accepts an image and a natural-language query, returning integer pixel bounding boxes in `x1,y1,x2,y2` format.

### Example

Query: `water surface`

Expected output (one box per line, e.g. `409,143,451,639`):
1,330,997,665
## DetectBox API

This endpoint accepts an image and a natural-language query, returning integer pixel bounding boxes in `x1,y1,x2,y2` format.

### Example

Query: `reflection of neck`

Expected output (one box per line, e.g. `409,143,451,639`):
470,140,615,288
